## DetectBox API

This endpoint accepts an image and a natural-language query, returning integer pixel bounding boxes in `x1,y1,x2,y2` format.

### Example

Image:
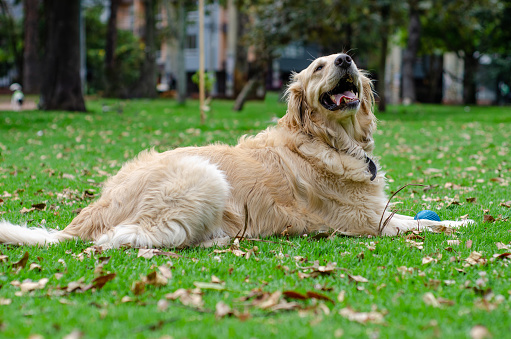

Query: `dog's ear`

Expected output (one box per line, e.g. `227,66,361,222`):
356,74,377,152
281,73,310,130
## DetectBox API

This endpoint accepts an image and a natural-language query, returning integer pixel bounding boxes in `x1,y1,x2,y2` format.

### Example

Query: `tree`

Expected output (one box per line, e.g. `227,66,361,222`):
0,0,23,84
422,0,502,104
40,0,86,111
23,0,41,94
132,0,158,98
104,0,119,97
401,0,421,104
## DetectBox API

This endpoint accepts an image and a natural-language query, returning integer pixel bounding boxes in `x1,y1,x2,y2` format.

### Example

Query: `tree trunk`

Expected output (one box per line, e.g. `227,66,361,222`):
232,78,257,111
132,0,157,98
402,0,421,105
104,0,119,97
40,0,86,111
233,11,249,97
463,51,478,105
23,0,41,94
176,0,187,104
377,3,391,112
427,54,443,103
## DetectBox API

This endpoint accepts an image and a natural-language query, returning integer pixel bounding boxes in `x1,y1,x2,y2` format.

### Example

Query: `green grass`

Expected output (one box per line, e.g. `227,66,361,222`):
0,94,510,338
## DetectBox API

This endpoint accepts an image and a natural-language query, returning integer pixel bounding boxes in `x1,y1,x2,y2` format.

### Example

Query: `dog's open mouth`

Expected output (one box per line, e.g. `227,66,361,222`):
320,75,360,111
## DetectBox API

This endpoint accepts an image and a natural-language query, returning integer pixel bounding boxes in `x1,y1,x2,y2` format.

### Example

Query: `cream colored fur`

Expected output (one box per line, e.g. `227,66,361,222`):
0,53,471,248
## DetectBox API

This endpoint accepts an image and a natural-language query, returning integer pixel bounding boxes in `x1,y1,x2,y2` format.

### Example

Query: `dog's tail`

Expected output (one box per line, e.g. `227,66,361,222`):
0,220,75,246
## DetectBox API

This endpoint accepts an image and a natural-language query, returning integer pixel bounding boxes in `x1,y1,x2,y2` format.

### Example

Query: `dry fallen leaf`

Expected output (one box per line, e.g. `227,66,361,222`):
447,240,460,246
166,288,204,309
470,325,491,339
143,271,168,287
12,278,49,293
423,292,454,308
62,329,83,339
495,242,510,250
465,252,487,266
215,301,232,318
158,265,173,280
12,251,29,269
337,290,346,303
339,307,385,324
137,248,181,259
347,274,369,283
0,298,12,305
466,240,473,249
483,215,496,223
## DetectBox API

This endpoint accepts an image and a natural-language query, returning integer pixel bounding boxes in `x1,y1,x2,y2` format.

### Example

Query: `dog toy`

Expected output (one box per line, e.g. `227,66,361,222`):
414,210,441,221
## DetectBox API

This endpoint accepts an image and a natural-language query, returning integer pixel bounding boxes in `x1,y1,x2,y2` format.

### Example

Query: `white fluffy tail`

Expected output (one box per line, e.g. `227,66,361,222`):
0,220,73,246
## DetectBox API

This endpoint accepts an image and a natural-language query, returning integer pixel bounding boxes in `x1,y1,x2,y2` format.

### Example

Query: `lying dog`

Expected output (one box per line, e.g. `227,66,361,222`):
0,53,471,248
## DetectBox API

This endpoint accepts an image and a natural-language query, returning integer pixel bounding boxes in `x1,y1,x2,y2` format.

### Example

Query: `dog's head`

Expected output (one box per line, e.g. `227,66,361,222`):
281,53,376,154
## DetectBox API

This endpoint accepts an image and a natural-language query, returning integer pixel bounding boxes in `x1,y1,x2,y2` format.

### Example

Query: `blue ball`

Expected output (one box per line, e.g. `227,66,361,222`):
414,210,441,221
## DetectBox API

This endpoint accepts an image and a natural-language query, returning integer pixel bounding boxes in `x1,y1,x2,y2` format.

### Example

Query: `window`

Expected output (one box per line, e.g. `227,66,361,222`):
186,35,197,49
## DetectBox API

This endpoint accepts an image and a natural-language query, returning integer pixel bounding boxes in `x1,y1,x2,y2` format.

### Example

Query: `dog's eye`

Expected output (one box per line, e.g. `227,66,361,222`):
314,65,324,72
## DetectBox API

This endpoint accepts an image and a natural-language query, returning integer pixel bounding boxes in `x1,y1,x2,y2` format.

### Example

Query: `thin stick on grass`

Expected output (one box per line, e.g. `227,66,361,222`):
378,184,426,235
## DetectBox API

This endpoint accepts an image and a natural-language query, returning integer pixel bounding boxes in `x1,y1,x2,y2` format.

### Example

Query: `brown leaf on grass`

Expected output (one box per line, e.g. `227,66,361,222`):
13,251,29,269
0,298,12,305
447,240,460,246
62,329,83,339
88,273,116,290
297,261,338,279
422,256,436,265
282,290,334,303
158,265,172,280
428,225,455,234
466,197,477,203
157,299,169,311
283,291,309,300
11,278,49,293
339,307,385,324
500,201,511,208
0,254,8,262
59,273,115,293
470,325,491,339
29,263,42,271
20,207,35,214
347,274,369,283
495,242,510,250
31,203,46,211
422,292,455,308
215,301,233,319
337,291,346,303
493,252,511,260
305,291,334,303
406,239,424,250
483,215,496,223
466,240,473,249
137,248,182,259
144,271,168,287
465,252,487,266
165,288,204,309
131,281,145,296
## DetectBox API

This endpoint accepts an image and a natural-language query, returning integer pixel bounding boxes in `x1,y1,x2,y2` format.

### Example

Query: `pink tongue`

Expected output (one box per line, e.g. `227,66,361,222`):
334,91,356,105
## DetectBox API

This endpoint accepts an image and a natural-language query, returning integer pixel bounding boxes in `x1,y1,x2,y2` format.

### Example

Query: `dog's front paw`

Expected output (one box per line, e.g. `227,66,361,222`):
441,219,474,228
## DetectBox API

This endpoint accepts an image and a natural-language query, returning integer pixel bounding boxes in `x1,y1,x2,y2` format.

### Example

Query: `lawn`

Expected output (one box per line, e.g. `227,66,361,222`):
0,94,510,338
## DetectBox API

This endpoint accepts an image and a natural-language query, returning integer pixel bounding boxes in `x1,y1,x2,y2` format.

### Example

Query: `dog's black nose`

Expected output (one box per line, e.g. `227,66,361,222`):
335,54,352,69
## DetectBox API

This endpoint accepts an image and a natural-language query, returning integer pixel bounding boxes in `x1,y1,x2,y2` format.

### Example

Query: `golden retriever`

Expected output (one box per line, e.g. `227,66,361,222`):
0,53,471,248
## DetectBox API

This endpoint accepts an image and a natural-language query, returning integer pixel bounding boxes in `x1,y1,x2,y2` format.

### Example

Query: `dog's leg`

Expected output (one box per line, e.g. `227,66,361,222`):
380,213,473,236
66,154,230,248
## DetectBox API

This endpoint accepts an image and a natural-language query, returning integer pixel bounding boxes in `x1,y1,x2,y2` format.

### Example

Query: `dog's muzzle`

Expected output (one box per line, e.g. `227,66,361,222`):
320,54,360,111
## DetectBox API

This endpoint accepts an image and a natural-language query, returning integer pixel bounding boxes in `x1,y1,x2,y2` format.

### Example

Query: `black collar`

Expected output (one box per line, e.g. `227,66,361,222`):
365,155,378,181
